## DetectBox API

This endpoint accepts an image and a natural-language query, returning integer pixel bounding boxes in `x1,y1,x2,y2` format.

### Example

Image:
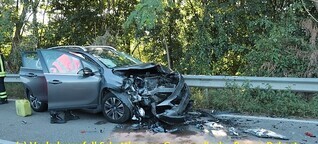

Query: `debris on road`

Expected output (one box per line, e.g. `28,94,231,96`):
21,120,27,124
211,129,228,137
115,125,124,129
195,124,204,130
204,122,224,129
80,130,98,134
113,118,182,134
305,132,316,137
185,113,243,138
187,111,202,117
94,120,108,125
149,122,166,133
112,110,296,142
203,128,209,133
244,128,289,140
228,127,239,136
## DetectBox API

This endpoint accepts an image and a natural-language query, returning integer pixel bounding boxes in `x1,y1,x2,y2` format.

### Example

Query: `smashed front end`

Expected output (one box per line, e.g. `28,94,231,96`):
114,63,191,124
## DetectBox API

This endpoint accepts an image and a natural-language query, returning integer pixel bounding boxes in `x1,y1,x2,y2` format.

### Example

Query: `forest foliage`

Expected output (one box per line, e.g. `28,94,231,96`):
1,0,318,77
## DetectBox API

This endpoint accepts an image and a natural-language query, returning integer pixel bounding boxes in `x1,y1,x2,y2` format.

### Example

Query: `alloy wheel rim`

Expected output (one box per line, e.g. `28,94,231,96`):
104,97,124,120
29,94,41,109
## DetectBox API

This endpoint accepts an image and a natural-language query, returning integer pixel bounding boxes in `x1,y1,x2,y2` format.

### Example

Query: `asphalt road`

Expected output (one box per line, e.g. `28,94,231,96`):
1,100,318,144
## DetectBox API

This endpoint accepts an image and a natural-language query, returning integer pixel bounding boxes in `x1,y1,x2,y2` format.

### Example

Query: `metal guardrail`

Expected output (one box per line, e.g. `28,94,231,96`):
4,74,21,83
183,75,318,92
4,74,318,92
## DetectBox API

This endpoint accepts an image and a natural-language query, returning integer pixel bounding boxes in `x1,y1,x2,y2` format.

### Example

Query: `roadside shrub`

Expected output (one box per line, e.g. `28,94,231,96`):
4,83,24,99
191,82,318,118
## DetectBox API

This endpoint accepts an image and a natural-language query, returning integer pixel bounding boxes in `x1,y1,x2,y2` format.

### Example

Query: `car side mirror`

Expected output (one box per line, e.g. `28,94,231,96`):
78,67,94,76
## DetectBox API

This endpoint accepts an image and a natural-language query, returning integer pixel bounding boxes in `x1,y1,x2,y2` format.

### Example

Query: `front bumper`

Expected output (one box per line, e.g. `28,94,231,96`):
151,74,191,124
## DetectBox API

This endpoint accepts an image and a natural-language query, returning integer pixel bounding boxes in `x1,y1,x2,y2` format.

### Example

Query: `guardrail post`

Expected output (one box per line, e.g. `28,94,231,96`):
204,88,209,105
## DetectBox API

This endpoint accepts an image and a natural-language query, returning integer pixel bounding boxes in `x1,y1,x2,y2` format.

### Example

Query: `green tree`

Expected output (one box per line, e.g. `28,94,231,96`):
0,0,15,55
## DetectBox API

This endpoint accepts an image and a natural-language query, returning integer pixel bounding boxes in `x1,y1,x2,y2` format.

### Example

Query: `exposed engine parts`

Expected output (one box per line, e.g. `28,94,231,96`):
123,74,178,104
122,73,185,123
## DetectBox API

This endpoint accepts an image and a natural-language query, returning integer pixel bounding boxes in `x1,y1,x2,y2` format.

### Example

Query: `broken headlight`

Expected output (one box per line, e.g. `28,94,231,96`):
122,76,142,103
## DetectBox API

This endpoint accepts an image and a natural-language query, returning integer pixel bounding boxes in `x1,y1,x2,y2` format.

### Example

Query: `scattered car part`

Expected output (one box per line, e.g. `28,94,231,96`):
204,122,224,129
228,127,239,136
244,128,289,140
211,129,228,137
305,132,316,137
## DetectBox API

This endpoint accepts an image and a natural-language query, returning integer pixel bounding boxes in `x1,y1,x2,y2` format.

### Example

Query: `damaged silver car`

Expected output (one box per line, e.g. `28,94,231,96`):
19,46,191,124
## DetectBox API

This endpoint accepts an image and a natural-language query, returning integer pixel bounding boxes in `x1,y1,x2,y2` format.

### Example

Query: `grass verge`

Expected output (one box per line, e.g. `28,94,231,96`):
191,83,318,119
4,83,25,99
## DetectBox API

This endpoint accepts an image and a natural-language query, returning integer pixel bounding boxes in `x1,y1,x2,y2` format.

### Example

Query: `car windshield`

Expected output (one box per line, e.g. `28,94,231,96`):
86,48,142,68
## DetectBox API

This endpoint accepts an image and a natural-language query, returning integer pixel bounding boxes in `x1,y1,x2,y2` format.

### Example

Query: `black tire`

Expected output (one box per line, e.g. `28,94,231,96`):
102,93,131,123
28,92,48,112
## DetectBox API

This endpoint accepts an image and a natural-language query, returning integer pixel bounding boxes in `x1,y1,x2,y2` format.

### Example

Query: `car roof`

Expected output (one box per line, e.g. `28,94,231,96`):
48,45,117,52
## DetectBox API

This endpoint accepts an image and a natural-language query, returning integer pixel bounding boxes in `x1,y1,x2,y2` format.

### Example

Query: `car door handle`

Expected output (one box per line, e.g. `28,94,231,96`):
27,73,37,77
49,80,62,84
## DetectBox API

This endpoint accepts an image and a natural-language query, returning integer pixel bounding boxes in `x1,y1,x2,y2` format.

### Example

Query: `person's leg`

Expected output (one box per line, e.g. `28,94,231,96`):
0,77,7,104
50,110,66,124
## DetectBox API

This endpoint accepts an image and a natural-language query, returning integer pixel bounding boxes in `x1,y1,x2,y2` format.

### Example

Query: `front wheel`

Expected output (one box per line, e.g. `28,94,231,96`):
102,93,131,123
28,92,47,112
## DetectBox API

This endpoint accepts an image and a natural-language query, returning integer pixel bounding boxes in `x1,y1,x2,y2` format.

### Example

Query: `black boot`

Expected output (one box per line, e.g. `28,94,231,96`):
0,98,7,104
50,111,66,124
64,110,80,121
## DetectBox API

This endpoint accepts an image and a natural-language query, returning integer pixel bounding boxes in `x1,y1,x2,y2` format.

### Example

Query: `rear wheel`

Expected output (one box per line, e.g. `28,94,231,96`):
28,92,47,112
102,93,130,123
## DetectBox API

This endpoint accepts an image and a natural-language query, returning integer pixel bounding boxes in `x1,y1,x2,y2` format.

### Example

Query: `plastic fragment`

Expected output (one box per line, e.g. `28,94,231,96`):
151,125,165,133
115,125,124,129
196,124,204,130
244,128,289,140
204,122,224,129
203,129,210,133
130,123,141,130
166,128,179,133
21,120,27,124
80,130,97,134
131,115,138,120
150,122,179,133
305,132,316,137
187,111,202,116
211,129,227,137
229,127,239,136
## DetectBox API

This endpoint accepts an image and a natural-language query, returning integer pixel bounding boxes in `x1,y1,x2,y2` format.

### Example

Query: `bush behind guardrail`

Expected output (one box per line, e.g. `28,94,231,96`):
191,82,318,118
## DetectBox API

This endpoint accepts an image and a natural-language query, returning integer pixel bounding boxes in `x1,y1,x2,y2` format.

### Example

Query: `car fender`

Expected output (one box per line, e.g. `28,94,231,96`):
101,88,134,115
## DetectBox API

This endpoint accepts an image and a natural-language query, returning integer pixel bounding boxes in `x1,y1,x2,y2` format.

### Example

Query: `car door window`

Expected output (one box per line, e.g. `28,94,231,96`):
22,52,42,69
41,50,83,74
82,60,99,72
72,52,100,66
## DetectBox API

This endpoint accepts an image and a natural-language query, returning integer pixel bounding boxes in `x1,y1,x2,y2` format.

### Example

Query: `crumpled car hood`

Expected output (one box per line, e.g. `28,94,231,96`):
113,63,172,75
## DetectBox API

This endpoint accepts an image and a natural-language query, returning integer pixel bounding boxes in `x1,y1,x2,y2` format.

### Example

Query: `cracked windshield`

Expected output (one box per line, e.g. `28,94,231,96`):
88,48,141,68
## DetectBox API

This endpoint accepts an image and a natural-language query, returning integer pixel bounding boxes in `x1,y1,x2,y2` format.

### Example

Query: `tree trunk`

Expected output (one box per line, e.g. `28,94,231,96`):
311,0,318,12
32,0,40,48
163,37,171,69
8,1,30,72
